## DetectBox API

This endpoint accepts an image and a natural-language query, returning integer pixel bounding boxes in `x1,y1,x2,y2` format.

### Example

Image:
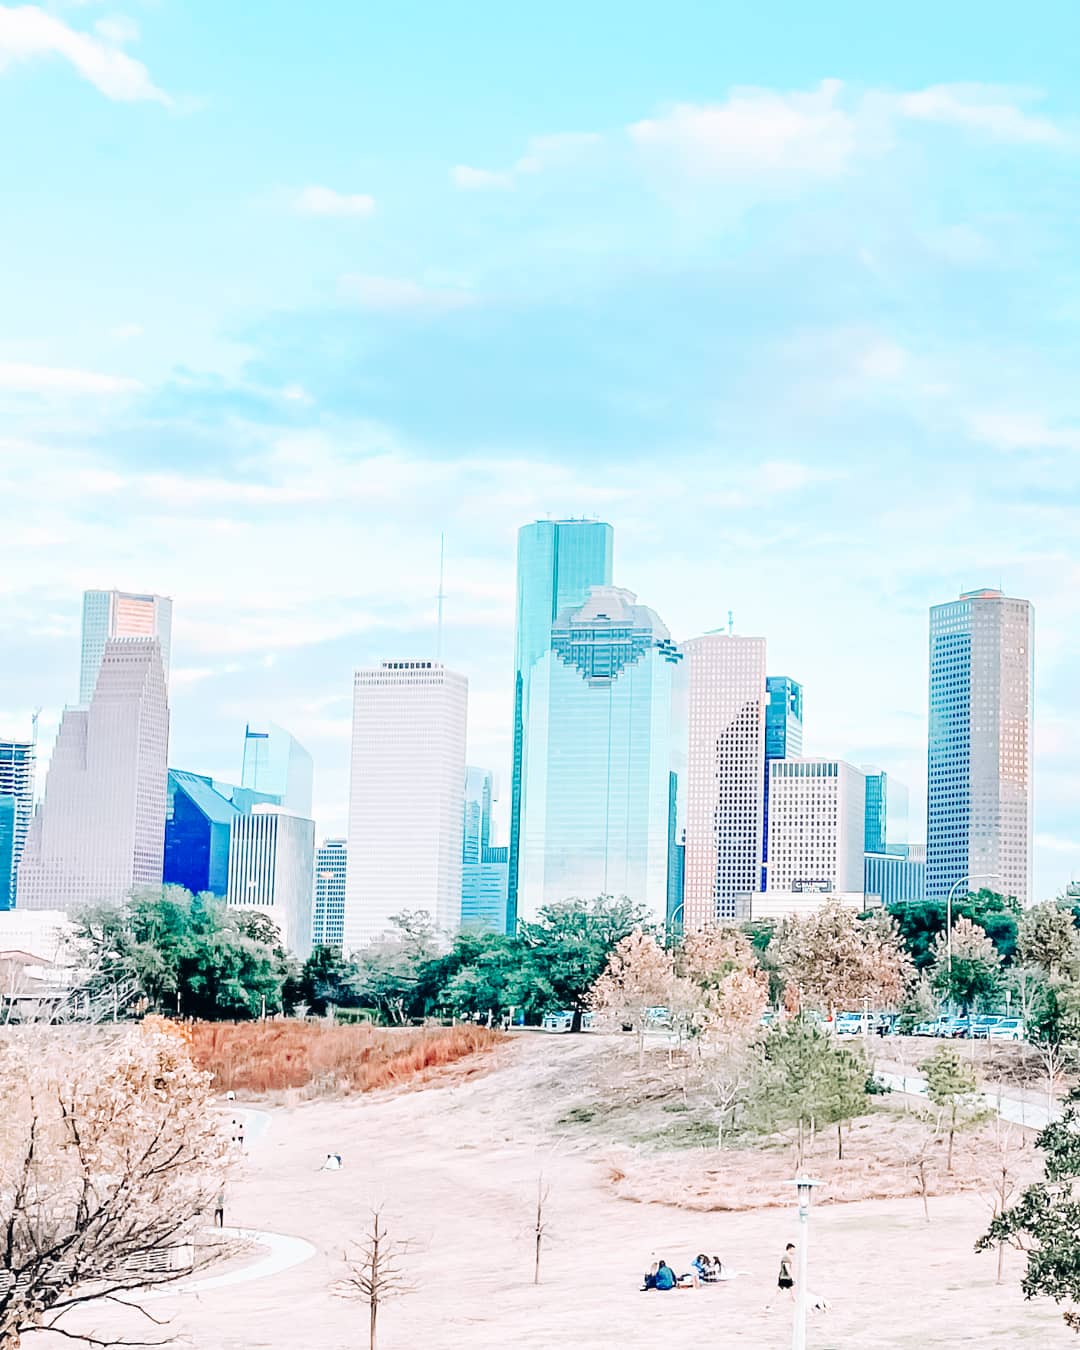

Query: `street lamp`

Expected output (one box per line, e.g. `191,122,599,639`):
788,1176,821,1350
946,873,1001,983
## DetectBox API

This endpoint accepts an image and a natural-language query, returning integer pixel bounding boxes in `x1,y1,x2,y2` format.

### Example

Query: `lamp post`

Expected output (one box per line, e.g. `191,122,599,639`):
946,873,1001,985
788,1176,821,1350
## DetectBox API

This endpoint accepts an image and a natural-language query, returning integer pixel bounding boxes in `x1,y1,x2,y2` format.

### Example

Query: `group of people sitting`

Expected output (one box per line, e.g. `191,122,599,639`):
641,1253,725,1291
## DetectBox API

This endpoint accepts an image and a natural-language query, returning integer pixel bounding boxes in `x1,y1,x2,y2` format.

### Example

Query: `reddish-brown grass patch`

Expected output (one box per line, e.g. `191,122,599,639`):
188,1021,505,1095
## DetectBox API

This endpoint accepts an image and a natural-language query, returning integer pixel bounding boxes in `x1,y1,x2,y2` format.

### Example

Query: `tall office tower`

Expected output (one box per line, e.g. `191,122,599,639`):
0,798,14,914
767,759,867,893
927,589,1033,905
683,633,767,927
313,838,347,947
80,590,173,705
345,662,468,949
226,805,314,958
763,676,803,887
240,723,314,819
863,768,888,854
18,638,169,911
517,586,682,924
463,767,493,864
462,846,510,932
0,737,35,909
163,771,240,898
509,519,613,930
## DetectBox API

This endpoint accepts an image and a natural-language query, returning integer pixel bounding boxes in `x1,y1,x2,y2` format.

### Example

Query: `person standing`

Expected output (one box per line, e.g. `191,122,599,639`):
213,1188,225,1228
778,1243,796,1300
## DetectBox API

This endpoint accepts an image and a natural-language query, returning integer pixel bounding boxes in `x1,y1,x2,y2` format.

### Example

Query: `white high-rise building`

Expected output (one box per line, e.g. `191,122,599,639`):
344,661,467,950
313,838,347,947
766,759,867,894
226,805,314,958
18,638,169,911
927,589,1033,905
0,737,35,909
682,633,767,927
80,590,173,705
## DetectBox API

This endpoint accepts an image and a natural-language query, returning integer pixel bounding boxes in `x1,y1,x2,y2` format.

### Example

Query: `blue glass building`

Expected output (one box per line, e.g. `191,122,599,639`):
462,846,509,932
508,519,613,929
865,851,926,905
163,770,280,898
762,676,803,888
241,723,314,819
463,767,493,865
518,586,682,923
863,769,887,854
0,797,15,912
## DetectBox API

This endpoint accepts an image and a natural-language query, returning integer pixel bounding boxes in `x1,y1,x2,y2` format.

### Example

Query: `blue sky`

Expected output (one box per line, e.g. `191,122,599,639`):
3,0,1080,897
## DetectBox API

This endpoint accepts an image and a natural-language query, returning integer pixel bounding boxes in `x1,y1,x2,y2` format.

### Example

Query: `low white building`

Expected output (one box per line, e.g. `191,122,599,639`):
766,758,867,895
737,888,880,922
226,805,314,958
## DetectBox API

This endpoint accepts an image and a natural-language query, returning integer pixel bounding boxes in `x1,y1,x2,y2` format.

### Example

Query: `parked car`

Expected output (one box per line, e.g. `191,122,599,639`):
987,1018,1026,1042
913,1020,939,1037
969,1016,1006,1039
540,1010,594,1032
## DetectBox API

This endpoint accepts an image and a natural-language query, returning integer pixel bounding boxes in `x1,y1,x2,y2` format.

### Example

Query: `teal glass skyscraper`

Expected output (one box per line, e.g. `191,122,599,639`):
508,519,613,928
517,586,681,923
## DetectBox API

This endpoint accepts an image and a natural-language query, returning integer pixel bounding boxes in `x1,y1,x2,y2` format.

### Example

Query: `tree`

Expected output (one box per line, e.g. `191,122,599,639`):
519,895,652,1031
772,901,911,1018
299,945,363,1017
589,930,676,1068
923,1044,985,1172
979,1086,1080,1331
0,1026,229,1348
1018,903,1080,980
891,890,1020,970
533,1175,550,1285
352,912,439,1024
928,915,1001,1013
333,1209,413,1350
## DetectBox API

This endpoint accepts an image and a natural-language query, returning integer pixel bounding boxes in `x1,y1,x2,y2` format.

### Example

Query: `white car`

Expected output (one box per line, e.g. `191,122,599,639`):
986,1018,1026,1042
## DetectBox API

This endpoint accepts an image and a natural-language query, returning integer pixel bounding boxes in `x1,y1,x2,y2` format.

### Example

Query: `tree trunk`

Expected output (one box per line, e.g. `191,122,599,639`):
534,1229,542,1285
570,1008,583,1033
917,1161,929,1222
947,1125,955,1174
370,1295,378,1350
996,1239,1005,1285
837,1121,843,1161
638,1023,645,1071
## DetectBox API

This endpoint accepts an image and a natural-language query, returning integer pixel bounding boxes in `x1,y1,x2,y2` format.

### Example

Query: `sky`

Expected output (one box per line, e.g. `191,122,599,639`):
2,0,1080,898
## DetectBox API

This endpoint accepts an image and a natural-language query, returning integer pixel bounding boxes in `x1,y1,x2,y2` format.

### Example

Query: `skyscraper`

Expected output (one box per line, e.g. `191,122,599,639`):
463,767,493,864
683,633,767,927
509,519,613,930
462,846,509,932
863,768,888,854
163,771,239,898
240,723,314,819
313,838,347,947
517,586,682,924
766,759,867,894
0,737,35,909
763,676,803,887
345,661,468,948
926,588,1033,904
0,798,14,915
80,590,172,705
226,806,314,958
18,637,169,911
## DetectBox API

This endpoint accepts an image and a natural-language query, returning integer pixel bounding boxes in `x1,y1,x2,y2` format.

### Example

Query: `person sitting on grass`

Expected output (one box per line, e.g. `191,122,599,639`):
641,1259,677,1291
710,1255,726,1281
693,1253,716,1283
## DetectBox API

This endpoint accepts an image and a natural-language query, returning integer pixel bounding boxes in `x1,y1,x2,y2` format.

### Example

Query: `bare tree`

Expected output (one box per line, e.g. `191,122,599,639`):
533,1175,550,1285
333,1209,413,1350
982,1121,1024,1286
589,930,676,1069
0,1026,230,1349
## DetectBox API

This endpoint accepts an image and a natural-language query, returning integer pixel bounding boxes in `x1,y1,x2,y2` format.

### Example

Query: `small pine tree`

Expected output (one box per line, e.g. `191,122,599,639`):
923,1045,985,1172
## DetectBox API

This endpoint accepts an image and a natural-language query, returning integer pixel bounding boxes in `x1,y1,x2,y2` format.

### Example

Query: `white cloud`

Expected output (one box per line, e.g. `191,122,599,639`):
0,4,170,104
109,322,143,340
0,360,141,395
280,382,311,403
94,14,138,46
968,411,1080,453
451,164,513,191
629,80,857,181
340,273,475,314
292,185,376,218
899,84,1066,146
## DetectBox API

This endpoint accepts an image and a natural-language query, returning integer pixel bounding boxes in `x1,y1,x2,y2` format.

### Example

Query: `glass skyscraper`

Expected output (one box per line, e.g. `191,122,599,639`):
762,676,803,887
313,838,347,947
0,737,35,910
463,767,493,865
517,586,681,923
80,590,172,705
926,589,1033,904
0,797,14,913
508,519,613,929
241,723,314,819
863,769,888,854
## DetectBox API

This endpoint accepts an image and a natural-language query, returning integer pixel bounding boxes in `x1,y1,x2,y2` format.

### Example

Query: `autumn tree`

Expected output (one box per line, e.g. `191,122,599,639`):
923,1044,986,1172
772,901,911,1019
333,1209,413,1350
0,1026,229,1348
1018,904,1080,980
589,929,676,1068
929,915,1001,1012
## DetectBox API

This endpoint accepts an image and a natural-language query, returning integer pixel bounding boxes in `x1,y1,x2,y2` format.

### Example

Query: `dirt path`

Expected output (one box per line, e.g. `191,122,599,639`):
34,1034,1074,1349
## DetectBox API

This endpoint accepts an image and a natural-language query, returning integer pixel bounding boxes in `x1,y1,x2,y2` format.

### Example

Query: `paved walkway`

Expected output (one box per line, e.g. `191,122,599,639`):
876,1068,1059,1131
143,1227,317,1299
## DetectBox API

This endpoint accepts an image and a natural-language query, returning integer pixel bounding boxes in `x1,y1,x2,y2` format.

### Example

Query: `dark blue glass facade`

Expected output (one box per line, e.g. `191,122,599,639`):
163,771,237,898
0,796,14,911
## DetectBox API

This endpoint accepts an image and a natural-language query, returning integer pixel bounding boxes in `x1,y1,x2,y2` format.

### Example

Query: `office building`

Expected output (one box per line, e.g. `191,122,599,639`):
0,737,35,909
462,846,510,932
163,771,239,898
740,889,877,922
313,838,347,947
345,662,468,948
0,798,14,913
226,806,314,958
766,758,867,894
509,518,613,929
18,638,169,911
864,851,926,905
517,586,682,924
683,633,767,927
80,590,172,705
926,589,1033,904
763,676,803,887
863,769,888,854
240,723,314,819
463,767,493,864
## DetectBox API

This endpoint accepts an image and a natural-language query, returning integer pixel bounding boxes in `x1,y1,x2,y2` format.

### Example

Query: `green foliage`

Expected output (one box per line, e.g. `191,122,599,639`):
890,890,1020,970
923,1045,986,1170
1018,903,1080,980
979,1088,1080,1331
748,1017,869,1152
75,886,289,1019
351,911,440,1024
928,915,1002,1012
299,945,363,1016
